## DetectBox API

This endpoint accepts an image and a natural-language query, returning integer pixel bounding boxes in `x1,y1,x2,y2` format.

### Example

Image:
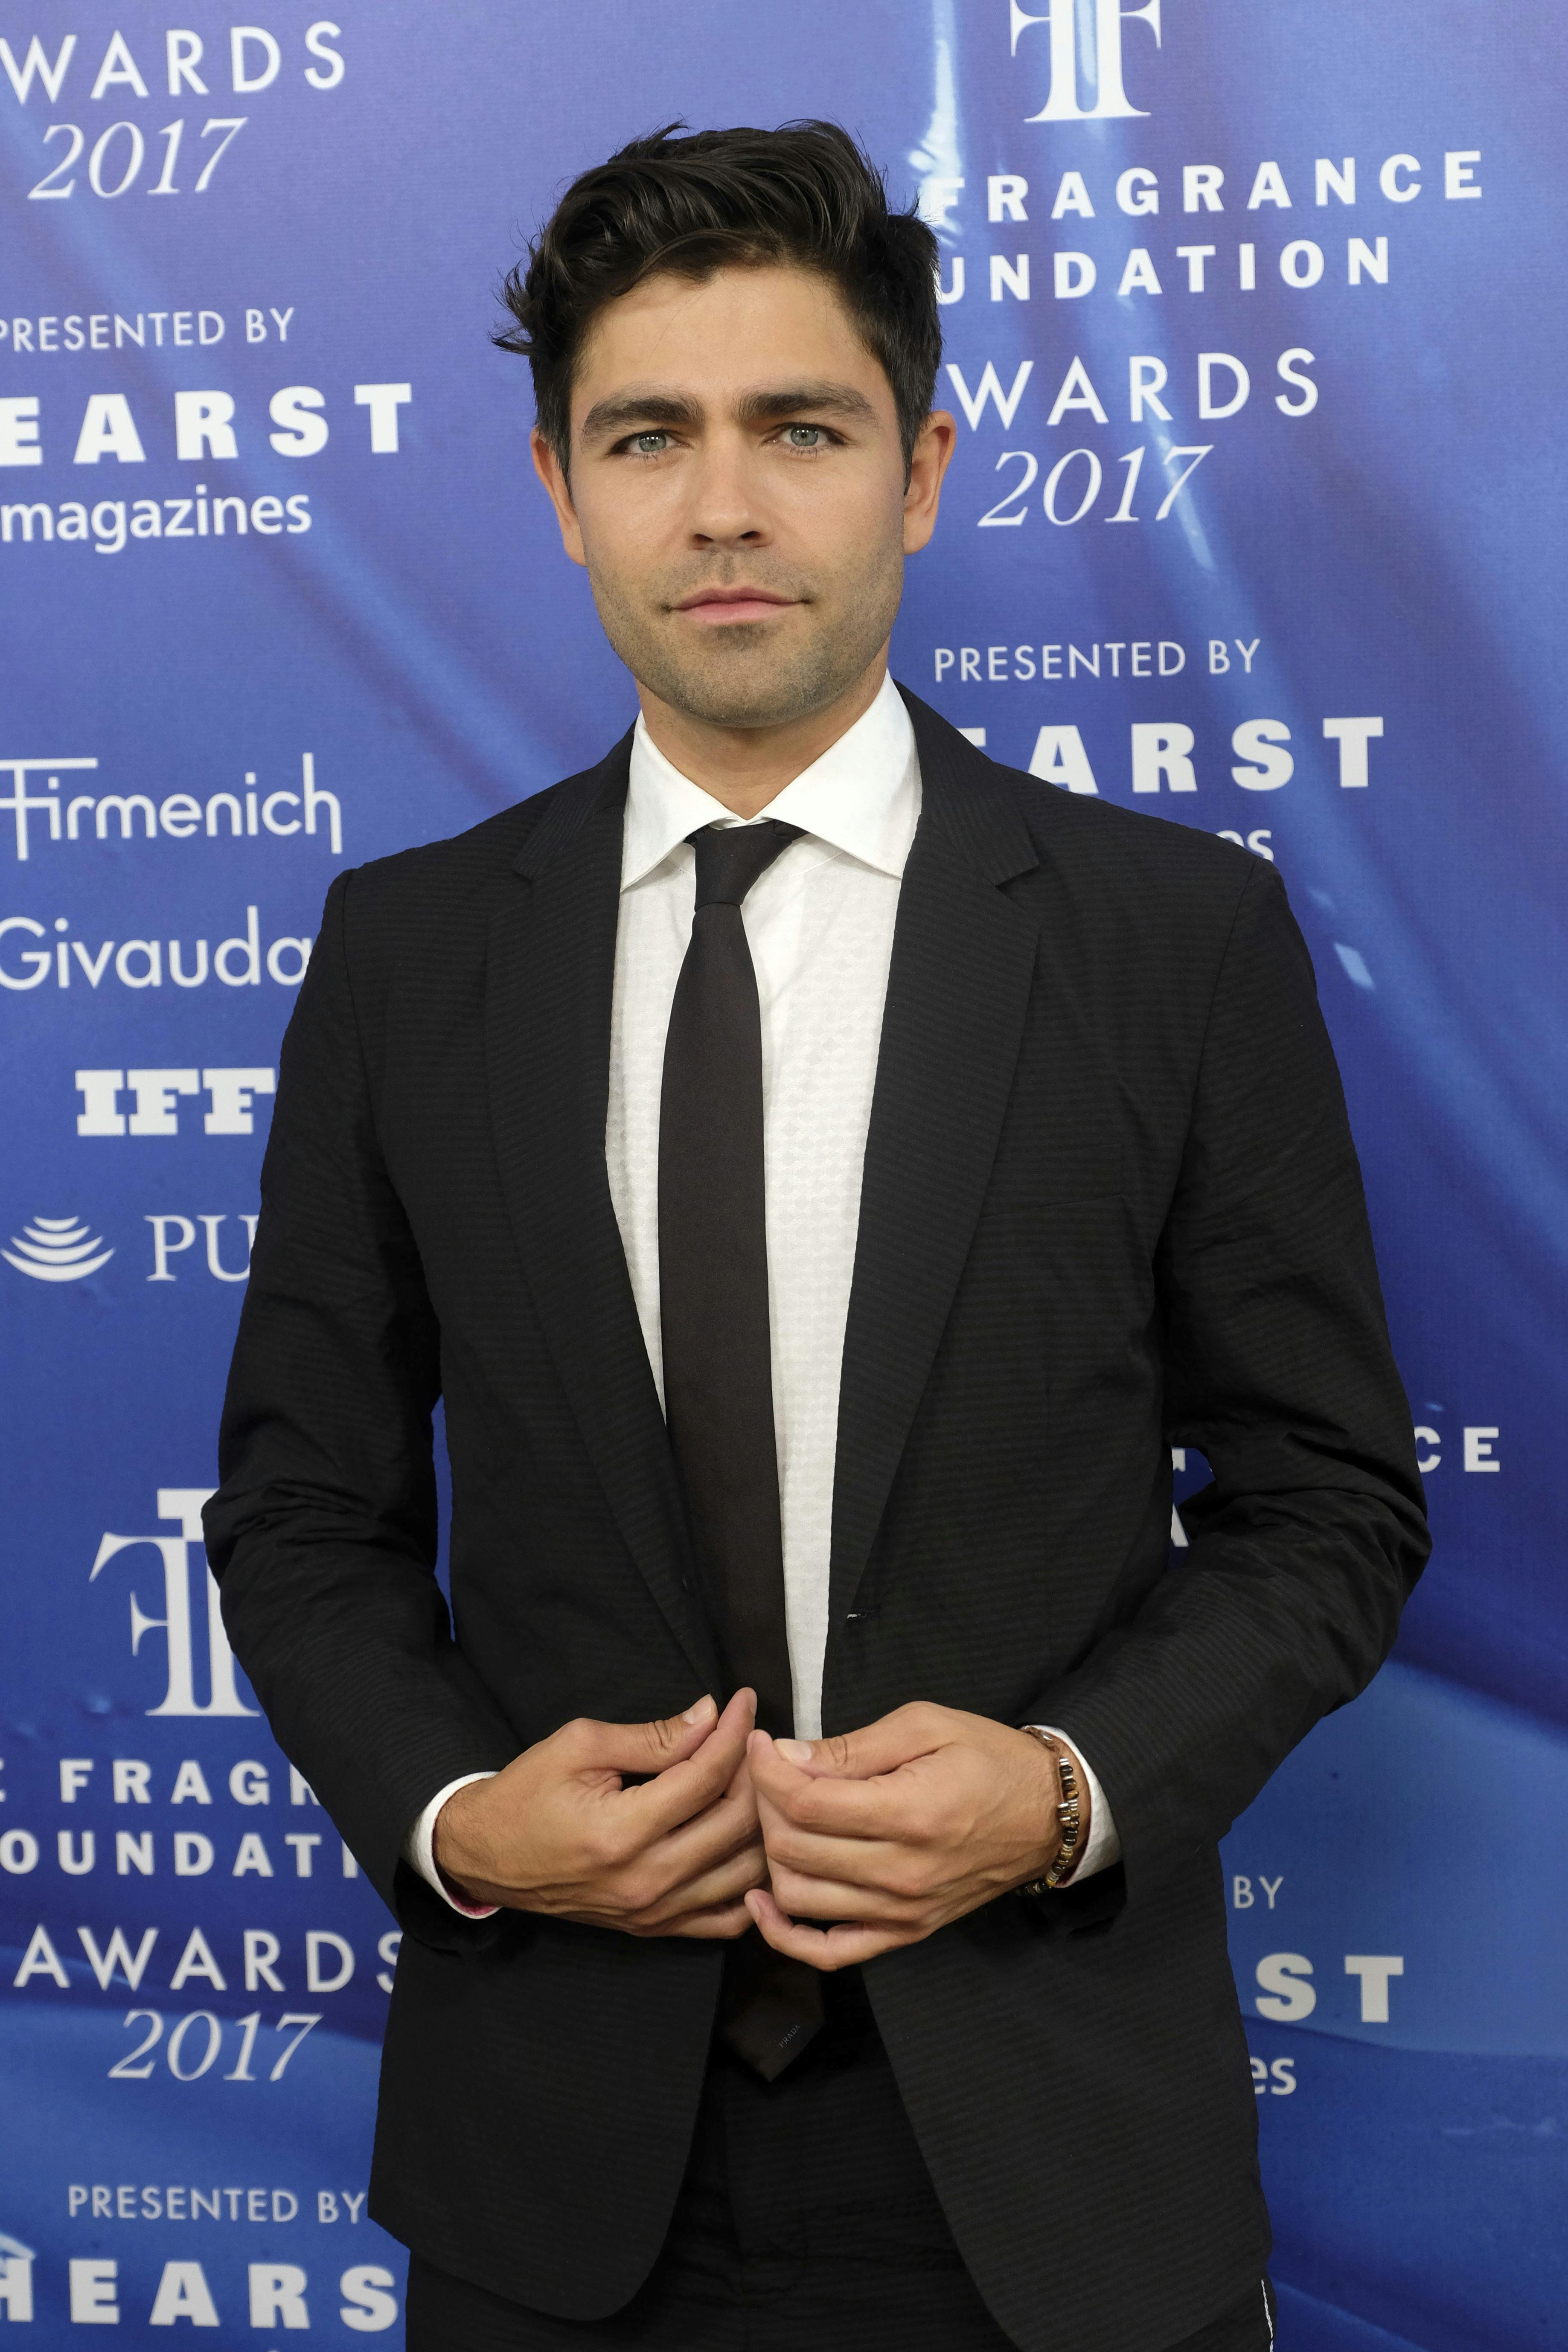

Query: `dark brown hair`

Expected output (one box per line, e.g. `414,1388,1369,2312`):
496,122,942,471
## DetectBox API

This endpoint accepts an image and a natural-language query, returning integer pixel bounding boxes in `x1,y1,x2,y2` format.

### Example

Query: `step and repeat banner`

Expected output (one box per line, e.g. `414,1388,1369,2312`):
2,3,1563,2345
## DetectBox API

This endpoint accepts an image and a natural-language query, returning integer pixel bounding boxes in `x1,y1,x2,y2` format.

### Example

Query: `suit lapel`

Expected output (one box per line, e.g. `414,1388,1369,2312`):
829,694,1042,1628
484,738,724,1698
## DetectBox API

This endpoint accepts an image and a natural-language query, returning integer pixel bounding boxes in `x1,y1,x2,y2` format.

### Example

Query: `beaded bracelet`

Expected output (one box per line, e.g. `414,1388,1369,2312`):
1019,1729,1083,1896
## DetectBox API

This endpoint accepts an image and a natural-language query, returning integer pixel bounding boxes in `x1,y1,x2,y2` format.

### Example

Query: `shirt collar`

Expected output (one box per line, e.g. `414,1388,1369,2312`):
621,670,919,891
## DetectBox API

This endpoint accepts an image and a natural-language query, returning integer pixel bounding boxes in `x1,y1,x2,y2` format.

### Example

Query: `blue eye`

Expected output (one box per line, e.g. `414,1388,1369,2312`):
631,431,670,455
785,425,823,449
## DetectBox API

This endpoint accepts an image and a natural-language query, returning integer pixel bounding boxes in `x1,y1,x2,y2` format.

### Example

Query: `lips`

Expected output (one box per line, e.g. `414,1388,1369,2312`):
675,589,797,625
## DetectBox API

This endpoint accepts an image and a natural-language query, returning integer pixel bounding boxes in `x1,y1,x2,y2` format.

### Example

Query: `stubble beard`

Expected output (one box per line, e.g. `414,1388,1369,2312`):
585,544,905,733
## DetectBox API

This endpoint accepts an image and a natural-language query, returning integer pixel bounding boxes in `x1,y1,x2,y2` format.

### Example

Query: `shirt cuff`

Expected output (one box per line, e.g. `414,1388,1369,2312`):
1030,1728,1120,1883
403,1772,502,1917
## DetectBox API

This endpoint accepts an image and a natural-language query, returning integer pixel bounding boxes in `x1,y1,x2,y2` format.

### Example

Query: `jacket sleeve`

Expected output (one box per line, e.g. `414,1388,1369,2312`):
204,870,519,1936
1035,858,1430,1916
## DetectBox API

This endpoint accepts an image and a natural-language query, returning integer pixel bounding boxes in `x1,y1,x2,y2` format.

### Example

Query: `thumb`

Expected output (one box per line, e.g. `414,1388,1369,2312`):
773,1704,940,1781
567,1693,718,1777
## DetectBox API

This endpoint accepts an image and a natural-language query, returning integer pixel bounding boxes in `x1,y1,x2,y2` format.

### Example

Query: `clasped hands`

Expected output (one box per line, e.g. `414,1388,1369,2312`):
433,1689,1076,1969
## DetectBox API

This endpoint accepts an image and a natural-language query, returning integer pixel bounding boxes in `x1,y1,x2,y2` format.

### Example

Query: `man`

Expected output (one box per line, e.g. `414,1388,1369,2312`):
207,122,1428,2352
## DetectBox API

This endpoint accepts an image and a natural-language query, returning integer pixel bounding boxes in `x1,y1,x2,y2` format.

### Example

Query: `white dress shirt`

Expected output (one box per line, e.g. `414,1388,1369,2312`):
408,673,1117,1908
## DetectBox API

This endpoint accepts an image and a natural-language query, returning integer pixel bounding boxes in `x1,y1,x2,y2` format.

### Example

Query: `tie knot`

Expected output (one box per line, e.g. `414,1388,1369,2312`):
690,820,802,911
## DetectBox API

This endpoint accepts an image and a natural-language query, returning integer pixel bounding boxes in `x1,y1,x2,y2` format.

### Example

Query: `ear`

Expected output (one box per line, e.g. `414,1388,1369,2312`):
530,427,587,568
903,409,958,555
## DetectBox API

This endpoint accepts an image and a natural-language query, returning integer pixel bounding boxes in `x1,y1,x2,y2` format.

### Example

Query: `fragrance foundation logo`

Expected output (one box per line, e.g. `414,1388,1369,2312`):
1011,0,1162,122
3,1212,113,1280
90,1487,255,1718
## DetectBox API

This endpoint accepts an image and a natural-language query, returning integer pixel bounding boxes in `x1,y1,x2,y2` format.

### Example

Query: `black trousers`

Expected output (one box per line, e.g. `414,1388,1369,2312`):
406,1969,1274,2352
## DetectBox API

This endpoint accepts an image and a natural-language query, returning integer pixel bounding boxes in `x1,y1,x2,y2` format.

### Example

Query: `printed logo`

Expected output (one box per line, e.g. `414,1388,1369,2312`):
91,1488,256,1718
75,1067,276,1137
0,913,311,992
1,752,342,861
3,1212,112,1281
0,2234,35,2326
1011,0,1162,122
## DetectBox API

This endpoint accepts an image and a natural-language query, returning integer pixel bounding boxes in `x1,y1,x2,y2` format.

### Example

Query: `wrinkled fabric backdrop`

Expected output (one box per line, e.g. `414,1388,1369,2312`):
1,3,1562,2345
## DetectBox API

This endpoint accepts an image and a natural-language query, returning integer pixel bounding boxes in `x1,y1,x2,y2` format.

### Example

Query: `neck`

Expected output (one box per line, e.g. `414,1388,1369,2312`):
635,652,890,818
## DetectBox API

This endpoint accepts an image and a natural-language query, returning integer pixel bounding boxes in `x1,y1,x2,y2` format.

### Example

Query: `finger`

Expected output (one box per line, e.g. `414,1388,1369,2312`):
630,1804,762,1915
744,1887,914,1971
603,1753,761,1899
617,1690,758,1839
564,1898,753,1942
652,1771,761,1879
764,1863,922,1926
748,1731,906,1835
768,1703,949,1783
562,1693,721,1779
662,1901,755,1941
756,1818,908,1889
638,1838,768,1927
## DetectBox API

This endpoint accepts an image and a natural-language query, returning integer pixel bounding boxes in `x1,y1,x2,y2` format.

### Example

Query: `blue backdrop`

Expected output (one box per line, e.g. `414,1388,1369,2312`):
2,4,1562,2344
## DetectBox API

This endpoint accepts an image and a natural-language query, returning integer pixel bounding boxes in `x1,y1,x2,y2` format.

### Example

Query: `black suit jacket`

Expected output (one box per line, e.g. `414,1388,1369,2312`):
207,690,1428,2352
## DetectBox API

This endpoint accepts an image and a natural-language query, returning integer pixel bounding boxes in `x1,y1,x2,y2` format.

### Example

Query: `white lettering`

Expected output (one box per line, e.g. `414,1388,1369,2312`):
203,1065,275,1135
1344,1954,1403,2022
230,26,281,92
306,1931,355,1992
945,360,1034,431
128,1068,198,1137
269,385,329,457
0,33,77,105
354,382,411,453
73,393,146,465
149,2261,220,2328
1050,170,1094,220
340,2267,399,2332
174,390,237,462
1046,356,1108,425
1014,0,1162,125
1028,725,1098,795
0,396,44,468
70,2259,120,2324
251,2265,311,2330
1322,714,1383,787
1255,1951,1315,2022
1275,348,1318,416
166,30,207,96
1198,353,1249,419
169,1925,227,1988
15,1924,71,1986
1316,157,1356,206
1231,719,1293,790
1131,722,1196,792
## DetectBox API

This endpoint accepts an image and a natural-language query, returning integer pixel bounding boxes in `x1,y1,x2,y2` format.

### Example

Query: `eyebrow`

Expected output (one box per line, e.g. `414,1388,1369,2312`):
577,379,880,447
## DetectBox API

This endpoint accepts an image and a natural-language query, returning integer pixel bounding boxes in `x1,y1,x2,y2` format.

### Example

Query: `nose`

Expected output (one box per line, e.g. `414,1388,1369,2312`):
684,429,769,552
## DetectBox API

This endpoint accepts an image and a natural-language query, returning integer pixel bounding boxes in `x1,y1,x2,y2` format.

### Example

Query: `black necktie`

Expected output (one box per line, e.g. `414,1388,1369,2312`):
660,820,801,1734
658,819,824,2078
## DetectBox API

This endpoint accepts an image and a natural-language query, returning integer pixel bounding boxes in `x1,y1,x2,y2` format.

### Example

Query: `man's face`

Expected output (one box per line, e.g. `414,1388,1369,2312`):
532,264,952,732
